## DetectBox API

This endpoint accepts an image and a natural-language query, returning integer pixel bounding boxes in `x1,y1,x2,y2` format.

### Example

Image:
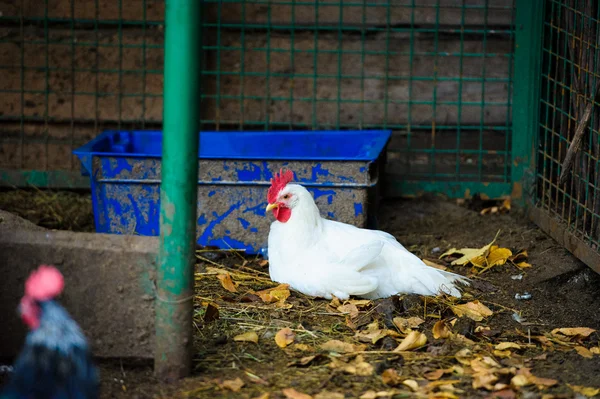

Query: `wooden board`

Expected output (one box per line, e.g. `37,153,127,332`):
0,0,514,26
204,30,513,126
206,0,514,27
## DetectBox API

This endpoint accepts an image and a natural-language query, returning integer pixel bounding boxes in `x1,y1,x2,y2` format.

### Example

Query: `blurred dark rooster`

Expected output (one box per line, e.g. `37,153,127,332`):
0,265,99,399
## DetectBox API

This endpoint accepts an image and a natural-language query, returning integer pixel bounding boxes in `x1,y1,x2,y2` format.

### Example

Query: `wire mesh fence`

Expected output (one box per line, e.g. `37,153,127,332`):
536,0,600,259
0,0,516,197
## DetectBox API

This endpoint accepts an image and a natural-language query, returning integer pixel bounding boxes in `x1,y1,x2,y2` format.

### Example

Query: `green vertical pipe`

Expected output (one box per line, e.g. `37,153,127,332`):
512,0,545,206
155,0,201,381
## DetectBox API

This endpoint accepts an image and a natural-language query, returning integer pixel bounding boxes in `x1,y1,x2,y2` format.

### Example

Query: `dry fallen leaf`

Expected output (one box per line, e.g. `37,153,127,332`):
275,327,296,348
314,391,345,399
432,320,452,339
258,259,269,267
424,369,446,381
381,369,402,386
283,388,313,399
551,327,596,339
591,347,600,355
252,393,270,399
450,300,493,321
233,331,259,344
337,303,360,319
256,284,291,304
329,355,374,376
293,343,313,352
220,377,245,392
485,246,513,268
216,273,237,293
575,346,594,359
472,372,499,390
321,340,365,353
440,231,500,266
511,368,557,389
567,384,600,397
402,379,419,392
454,348,473,365
495,342,522,351
394,331,427,351
203,302,220,323
393,316,425,333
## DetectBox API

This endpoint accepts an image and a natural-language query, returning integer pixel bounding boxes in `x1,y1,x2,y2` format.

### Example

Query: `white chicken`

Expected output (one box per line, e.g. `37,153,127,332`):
265,169,469,300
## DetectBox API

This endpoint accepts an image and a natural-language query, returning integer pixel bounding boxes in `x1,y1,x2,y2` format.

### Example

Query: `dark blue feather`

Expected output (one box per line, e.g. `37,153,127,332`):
0,301,99,399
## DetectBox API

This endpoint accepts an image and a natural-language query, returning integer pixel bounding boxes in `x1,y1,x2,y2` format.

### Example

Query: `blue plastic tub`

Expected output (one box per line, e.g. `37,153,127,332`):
74,130,392,254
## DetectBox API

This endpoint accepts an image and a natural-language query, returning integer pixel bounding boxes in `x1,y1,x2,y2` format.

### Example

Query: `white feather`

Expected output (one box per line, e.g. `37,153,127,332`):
267,183,469,300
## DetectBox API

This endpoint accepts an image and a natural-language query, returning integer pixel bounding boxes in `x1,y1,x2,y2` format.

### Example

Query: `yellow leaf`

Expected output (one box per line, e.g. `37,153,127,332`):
486,247,513,267
381,369,402,386
252,394,270,399
568,384,600,397
509,250,528,263
403,379,419,392
472,372,498,390
454,348,473,365
575,346,594,359
293,343,313,352
275,327,296,348
348,299,372,307
495,342,522,351
329,355,373,376
314,391,345,399
394,331,427,352
283,388,313,399
493,350,512,358
440,231,500,266
216,273,237,292
422,258,448,271
591,347,600,355
256,283,291,304
233,331,259,344
321,340,366,353
393,316,425,334
220,378,245,392
450,300,493,321
551,327,596,339
430,393,459,399
432,320,452,339
515,261,532,269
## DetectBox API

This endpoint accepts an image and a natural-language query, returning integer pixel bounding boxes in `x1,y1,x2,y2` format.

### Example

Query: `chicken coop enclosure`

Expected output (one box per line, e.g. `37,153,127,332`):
0,1,599,268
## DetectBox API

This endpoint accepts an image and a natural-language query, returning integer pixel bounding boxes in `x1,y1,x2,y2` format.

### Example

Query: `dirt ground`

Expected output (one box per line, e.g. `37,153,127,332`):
1,190,600,399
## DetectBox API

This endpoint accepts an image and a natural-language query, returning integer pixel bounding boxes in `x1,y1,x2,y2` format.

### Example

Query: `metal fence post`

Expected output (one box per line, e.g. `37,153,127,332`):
512,0,545,206
155,0,201,381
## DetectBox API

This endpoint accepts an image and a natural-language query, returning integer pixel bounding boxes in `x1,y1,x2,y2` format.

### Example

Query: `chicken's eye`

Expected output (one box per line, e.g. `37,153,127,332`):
282,194,290,200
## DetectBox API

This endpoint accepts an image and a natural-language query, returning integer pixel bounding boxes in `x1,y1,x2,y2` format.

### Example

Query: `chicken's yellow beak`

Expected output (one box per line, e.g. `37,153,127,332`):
265,203,279,212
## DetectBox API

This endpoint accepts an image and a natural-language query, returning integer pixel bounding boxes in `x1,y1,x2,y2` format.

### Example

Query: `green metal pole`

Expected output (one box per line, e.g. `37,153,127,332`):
155,0,201,381
512,0,545,207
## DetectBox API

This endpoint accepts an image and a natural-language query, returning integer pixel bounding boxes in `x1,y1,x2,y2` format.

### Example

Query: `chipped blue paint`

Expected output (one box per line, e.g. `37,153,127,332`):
238,218,250,229
73,129,391,254
312,188,336,200
243,203,267,217
354,203,364,216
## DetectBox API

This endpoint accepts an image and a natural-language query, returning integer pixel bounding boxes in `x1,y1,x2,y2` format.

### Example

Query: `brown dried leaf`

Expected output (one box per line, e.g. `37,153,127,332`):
551,327,596,339
337,303,360,319
485,389,517,399
575,346,594,359
283,388,313,399
454,348,473,365
381,369,402,386
450,300,493,321
567,384,600,397
329,355,374,376
256,284,291,304
216,273,237,293
511,368,558,389
258,259,269,267
233,331,259,344
321,340,366,353
275,327,295,348
590,347,600,355
293,343,313,352
203,303,220,323
220,377,245,392
348,299,372,307
432,320,452,339
287,354,322,367
252,394,270,399
473,373,499,390
394,331,427,352
424,369,446,381
393,316,425,334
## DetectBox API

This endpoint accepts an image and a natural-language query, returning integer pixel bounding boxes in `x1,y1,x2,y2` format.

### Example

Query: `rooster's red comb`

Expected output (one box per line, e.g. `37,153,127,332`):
267,169,294,203
25,265,64,301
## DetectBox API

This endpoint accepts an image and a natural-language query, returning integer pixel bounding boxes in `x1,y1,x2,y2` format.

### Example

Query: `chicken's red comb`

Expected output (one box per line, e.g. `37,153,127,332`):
267,169,294,203
25,265,64,301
